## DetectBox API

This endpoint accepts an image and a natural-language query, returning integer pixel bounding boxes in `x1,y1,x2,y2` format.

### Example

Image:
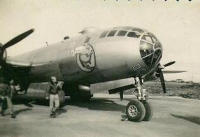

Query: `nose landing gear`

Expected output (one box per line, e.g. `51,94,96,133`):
126,77,153,122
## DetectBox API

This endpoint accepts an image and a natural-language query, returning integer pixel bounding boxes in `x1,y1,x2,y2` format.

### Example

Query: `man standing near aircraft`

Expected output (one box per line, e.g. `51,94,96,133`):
0,80,15,118
0,82,8,116
47,76,61,118
7,80,16,118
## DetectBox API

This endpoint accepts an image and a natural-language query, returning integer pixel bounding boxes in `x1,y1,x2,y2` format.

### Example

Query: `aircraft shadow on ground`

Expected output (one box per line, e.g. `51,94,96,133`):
14,99,48,107
171,114,200,125
31,100,49,106
13,98,126,113
56,108,67,116
67,98,126,112
14,108,32,116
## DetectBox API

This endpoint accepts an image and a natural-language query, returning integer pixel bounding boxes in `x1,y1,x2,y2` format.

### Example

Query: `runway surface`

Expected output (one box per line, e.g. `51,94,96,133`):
0,93,200,137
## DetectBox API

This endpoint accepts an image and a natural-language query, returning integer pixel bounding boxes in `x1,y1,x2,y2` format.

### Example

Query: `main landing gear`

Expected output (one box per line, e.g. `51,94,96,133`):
126,77,153,122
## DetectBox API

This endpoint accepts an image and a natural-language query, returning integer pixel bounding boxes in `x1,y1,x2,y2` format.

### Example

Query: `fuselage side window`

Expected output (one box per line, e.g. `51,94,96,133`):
100,31,108,38
107,30,117,37
117,30,127,36
127,32,140,38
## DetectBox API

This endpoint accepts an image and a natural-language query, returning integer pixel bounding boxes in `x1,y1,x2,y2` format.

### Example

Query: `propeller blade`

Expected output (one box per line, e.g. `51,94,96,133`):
159,69,166,93
163,61,175,67
120,91,123,101
162,70,186,73
2,29,34,50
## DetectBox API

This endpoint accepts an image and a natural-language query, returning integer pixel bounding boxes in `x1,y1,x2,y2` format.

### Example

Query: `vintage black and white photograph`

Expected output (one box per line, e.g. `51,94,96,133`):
0,0,199,137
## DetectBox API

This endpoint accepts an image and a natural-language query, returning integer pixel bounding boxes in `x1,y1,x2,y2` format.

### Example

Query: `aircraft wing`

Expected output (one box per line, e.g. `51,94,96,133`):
0,58,48,91
5,57,48,68
6,59,32,68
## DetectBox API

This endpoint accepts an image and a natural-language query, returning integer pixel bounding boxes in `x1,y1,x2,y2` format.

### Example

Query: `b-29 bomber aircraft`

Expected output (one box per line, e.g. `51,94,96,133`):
0,26,182,122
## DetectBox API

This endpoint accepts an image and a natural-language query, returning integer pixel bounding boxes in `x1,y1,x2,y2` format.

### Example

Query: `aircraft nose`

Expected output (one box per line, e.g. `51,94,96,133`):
139,33,162,67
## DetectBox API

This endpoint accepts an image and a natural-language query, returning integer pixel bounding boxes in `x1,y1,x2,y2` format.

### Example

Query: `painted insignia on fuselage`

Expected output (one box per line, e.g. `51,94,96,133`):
75,43,96,72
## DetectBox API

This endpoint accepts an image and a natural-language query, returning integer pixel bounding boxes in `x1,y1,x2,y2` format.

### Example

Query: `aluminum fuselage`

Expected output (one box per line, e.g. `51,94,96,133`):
9,27,159,85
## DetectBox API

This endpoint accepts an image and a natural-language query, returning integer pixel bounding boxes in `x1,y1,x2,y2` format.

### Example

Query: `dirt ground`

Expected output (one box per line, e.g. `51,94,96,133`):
0,93,199,137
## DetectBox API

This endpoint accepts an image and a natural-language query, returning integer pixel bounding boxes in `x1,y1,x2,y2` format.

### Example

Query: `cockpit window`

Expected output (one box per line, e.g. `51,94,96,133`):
140,41,154,66
107,30,117,37
151,49,162,65
100,31,108,38
154,41,161,49
140,41,154,57
131,28,144,33
151,37,157,43
140,33,162,67
117,30,127,36
141,35,154,43
127,32,140,38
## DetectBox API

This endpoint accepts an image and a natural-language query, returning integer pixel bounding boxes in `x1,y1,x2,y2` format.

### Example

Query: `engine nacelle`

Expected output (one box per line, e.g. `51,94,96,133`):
14,82,65,104
64,84,93,101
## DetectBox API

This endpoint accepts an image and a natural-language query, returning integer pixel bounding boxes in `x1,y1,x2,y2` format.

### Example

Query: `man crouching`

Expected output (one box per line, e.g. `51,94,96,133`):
46,76,62,118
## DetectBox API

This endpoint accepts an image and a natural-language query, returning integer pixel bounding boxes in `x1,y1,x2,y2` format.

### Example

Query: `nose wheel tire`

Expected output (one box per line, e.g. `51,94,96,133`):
126,100,146,122
142,101,153,121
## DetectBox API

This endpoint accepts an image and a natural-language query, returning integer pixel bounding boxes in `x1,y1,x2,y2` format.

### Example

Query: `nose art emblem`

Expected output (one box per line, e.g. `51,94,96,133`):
75,43,96,72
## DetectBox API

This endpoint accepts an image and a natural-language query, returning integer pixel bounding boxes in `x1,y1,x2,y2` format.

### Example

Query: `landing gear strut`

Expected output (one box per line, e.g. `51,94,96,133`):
126,77,153,122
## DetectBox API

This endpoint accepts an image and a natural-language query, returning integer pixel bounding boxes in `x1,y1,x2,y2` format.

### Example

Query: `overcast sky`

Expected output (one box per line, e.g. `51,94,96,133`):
0,0,200,82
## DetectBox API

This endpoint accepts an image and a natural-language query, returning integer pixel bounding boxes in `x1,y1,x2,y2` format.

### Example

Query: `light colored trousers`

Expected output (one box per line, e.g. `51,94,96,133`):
49,94,60,113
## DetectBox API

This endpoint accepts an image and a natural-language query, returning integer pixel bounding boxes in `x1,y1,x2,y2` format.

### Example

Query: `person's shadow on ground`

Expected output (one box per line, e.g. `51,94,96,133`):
56,108,67,116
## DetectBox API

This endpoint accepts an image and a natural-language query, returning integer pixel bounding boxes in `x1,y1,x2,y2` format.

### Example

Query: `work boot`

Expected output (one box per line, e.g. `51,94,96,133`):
11,114,16,119
50,113,53,118
52,113,56,118
50,112,56,118
1,111,5,116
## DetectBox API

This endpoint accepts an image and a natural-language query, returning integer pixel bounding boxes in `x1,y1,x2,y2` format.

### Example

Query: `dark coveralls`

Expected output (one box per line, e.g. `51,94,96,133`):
47,82,61,116
0,83,14,116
